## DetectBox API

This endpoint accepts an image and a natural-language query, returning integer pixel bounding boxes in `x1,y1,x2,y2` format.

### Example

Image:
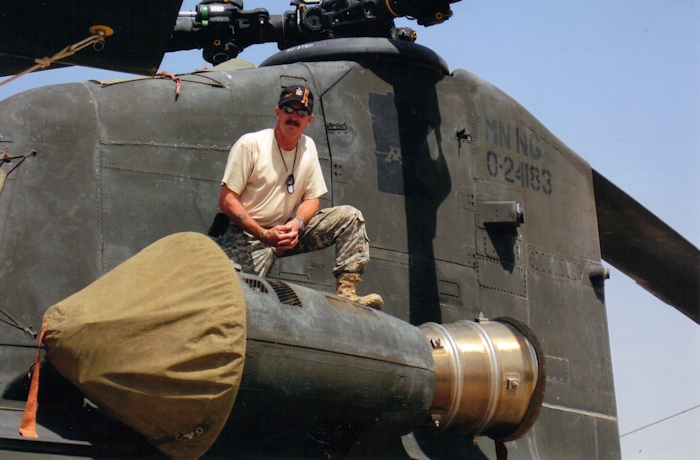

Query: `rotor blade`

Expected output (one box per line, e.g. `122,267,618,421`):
0,0,183,77
593,169,700,324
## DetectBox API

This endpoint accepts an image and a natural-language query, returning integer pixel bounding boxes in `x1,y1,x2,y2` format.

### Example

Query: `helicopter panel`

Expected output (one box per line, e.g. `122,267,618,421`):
94,76,236,147
456,64,619,421
0,85,101,328
321,62,467,327
323,64,474,263
442,66,619,453
525,406,618,460
529,278,617,412
471,92,600,263
474,182,528,300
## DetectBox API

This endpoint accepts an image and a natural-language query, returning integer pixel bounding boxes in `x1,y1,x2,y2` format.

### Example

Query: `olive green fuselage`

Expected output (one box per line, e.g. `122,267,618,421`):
0,41,619,458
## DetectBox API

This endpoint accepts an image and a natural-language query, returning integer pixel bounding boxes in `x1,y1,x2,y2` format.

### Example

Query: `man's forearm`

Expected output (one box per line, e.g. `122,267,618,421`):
228,208,264,240
219,185,265,240
295,198,320,227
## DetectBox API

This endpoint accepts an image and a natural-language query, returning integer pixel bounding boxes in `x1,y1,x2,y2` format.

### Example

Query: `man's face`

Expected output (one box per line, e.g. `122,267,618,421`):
275,101,314,138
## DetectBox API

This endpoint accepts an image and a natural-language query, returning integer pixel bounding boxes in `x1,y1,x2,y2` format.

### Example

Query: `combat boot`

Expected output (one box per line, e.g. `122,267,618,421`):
336,273,384,310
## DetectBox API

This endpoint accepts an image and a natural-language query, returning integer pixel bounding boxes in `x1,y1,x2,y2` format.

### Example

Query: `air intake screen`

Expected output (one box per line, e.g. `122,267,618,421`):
267,280,302,307
243,278,268,293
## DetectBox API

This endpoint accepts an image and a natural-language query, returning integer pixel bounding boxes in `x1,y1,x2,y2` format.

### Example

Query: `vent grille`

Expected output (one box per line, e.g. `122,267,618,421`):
243,278,268,293
267,280,303,307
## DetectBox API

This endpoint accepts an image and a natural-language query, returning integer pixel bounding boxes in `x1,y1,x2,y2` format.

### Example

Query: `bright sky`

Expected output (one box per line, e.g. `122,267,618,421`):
1,1,698,458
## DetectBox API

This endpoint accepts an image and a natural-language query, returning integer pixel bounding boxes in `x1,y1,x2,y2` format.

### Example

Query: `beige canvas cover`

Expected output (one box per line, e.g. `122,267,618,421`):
42,232,246,460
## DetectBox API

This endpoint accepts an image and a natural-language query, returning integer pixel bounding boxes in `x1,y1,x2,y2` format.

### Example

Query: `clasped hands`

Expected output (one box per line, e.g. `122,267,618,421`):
262,220,301,252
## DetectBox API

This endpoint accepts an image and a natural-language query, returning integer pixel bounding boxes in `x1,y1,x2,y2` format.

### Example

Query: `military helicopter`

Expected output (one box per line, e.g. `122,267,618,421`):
0,1,698,459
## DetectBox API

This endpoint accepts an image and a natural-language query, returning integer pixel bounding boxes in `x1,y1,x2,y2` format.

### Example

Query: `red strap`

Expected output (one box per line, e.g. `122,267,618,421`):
156,71,181,96
495,440,508,460
19,324,46,438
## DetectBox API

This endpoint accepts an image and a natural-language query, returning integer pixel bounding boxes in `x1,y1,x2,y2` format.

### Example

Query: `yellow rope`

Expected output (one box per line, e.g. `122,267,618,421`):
0,30,109,89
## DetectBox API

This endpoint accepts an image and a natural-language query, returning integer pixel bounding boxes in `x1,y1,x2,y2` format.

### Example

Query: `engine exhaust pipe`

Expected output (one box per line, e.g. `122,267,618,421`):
420,318,545,441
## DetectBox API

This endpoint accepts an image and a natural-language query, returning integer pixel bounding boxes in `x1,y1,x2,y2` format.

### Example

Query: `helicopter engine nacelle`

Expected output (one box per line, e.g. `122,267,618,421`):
27,230,544,457
235,270,545,446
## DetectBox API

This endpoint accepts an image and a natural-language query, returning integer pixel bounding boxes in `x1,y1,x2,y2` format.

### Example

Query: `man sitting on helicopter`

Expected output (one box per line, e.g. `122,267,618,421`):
216,85,383,310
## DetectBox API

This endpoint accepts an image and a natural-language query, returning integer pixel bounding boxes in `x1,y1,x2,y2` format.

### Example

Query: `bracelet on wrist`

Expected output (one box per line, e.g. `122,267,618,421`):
262,229,268,244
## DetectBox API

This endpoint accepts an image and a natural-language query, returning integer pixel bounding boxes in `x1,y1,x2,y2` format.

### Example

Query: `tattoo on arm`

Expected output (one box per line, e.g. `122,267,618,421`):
234,214,248,221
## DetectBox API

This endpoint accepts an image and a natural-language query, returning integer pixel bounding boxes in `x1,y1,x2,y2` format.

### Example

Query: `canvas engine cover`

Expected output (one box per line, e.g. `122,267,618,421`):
42,232,246,460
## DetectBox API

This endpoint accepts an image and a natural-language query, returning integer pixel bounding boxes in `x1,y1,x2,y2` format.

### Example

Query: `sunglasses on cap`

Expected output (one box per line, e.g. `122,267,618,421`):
280,105,311,118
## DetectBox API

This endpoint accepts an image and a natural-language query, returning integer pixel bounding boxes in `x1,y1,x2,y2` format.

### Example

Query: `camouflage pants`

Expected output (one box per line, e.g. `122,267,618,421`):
215,205,370,278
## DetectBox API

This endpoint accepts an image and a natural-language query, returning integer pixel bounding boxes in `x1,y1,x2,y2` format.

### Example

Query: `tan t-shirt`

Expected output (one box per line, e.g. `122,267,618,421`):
221,128,328,228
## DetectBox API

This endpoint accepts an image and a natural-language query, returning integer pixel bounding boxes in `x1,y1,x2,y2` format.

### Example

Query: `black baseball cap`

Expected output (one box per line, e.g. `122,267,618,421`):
278,85,314,113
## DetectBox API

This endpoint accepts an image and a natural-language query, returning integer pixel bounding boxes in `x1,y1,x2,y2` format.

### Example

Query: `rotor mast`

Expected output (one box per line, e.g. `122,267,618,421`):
168,0,461,64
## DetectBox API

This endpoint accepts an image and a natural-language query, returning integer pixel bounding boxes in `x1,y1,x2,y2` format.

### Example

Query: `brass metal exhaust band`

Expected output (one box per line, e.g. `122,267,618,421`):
420,318,544,439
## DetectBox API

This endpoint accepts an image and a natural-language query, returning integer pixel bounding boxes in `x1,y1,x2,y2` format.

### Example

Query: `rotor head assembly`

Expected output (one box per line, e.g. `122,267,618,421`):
170,0,462,64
